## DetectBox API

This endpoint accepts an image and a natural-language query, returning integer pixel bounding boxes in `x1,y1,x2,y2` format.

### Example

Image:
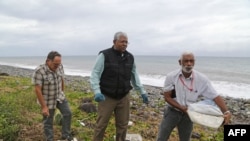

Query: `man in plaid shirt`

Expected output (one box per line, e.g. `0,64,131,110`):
32,51,72,141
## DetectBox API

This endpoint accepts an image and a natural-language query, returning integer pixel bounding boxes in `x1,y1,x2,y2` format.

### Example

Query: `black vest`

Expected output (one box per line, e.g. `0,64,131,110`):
99,47,134,99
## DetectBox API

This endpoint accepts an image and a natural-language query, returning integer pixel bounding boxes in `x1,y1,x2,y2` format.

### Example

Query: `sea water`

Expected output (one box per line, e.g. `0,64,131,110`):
0,56,249,99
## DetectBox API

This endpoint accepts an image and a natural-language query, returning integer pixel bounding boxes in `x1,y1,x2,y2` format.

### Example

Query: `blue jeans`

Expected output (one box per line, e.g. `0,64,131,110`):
157,106,193,141
43,100,72,141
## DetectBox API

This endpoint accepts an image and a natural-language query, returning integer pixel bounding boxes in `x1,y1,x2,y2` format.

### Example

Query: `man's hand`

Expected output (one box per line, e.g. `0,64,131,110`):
141,94,149,104
42,106,49,117
223,111,231,124
94,93,105,102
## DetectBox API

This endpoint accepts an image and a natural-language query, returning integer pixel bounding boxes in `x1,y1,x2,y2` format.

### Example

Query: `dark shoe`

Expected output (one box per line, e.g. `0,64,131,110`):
191,132,201,139
61,135,73,141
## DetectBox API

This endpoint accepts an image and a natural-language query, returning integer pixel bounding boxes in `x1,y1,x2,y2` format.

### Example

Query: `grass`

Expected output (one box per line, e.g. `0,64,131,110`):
0,76,224,141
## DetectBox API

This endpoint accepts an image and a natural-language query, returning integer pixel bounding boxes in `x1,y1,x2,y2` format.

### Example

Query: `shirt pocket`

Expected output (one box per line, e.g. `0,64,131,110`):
44,76,54,85
186,91,199,103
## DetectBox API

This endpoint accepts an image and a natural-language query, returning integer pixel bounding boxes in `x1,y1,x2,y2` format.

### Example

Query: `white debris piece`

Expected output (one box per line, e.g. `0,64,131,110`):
77,120,85,126
114,134,142,141
128,121,133,126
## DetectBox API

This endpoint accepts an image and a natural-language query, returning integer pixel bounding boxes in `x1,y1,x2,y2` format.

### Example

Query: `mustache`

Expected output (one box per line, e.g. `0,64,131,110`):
182,66,193,73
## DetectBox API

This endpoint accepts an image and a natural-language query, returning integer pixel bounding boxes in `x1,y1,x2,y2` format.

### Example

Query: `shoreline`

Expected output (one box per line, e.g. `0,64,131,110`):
1,64,250,124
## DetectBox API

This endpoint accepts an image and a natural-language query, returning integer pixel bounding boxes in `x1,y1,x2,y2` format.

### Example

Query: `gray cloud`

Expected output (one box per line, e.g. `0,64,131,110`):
0,0,250,57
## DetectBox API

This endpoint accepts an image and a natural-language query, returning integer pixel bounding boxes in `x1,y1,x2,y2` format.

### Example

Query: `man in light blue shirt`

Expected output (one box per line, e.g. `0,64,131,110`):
90,31,149,141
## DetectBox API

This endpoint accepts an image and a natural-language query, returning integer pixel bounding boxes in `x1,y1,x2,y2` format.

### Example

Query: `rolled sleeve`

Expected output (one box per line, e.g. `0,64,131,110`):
163,74,175,92
32,71,43,86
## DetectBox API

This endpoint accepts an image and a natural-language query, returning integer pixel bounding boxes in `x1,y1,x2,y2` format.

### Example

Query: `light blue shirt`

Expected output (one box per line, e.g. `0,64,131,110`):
163,69,218,106
90,53,146,95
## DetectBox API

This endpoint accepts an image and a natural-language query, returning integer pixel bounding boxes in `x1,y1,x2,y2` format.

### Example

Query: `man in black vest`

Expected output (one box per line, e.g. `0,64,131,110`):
90,31,149,141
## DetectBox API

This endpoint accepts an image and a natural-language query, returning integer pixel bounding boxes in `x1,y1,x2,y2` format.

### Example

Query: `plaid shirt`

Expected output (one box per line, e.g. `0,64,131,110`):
32,64,64,109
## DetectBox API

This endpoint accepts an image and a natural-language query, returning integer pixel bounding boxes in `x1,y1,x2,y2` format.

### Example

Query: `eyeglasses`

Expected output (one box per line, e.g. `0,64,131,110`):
49,60,61,67
52,62,61,67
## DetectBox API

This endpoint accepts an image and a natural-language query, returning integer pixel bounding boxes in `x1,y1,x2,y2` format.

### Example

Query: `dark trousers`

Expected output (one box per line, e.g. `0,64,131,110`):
43,100,72,141
93,94,130,141
157,106,193,141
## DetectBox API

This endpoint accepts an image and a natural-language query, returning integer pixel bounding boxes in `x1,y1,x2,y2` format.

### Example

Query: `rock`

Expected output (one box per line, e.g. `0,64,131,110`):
0,72,9,76
0,65,250,124
78,98,97,113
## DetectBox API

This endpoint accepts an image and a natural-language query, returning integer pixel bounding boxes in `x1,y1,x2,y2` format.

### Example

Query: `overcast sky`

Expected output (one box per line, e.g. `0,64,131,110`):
0,0,250,57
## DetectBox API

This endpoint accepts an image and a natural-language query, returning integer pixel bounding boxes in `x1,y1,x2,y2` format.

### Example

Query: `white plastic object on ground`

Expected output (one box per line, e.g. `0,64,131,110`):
128,121,133,126
77,120,85,126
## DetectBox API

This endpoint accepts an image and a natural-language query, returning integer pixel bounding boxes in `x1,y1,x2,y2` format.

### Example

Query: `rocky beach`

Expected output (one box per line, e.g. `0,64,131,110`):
1,64,250,140
1,64,250,125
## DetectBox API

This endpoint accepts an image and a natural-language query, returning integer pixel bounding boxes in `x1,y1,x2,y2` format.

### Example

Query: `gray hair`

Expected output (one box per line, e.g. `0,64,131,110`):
179,51,195,60
113,31,127,41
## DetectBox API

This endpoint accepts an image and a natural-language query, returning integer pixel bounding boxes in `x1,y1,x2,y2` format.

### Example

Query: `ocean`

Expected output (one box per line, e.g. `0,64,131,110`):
0,56,249,99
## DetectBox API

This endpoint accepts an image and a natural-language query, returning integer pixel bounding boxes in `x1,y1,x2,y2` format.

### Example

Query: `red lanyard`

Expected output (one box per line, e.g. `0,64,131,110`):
179,74,194,91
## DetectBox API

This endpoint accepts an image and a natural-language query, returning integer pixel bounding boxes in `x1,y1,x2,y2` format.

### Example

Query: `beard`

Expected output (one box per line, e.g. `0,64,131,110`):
182,65,193,73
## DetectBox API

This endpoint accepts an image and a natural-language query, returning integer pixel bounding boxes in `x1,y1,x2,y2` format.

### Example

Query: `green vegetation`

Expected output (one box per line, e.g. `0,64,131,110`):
0,76,224,141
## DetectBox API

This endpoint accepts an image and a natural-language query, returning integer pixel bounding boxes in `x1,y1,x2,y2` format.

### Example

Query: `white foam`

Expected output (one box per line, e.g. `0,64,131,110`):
64,68,91,77
139,75,250,99
2,62,249,99
0,62,36,70
140,74,165,87
212,81,250,99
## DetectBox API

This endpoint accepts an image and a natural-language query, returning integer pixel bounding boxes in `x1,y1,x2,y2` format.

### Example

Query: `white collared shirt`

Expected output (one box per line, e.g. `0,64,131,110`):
163,69,218,106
